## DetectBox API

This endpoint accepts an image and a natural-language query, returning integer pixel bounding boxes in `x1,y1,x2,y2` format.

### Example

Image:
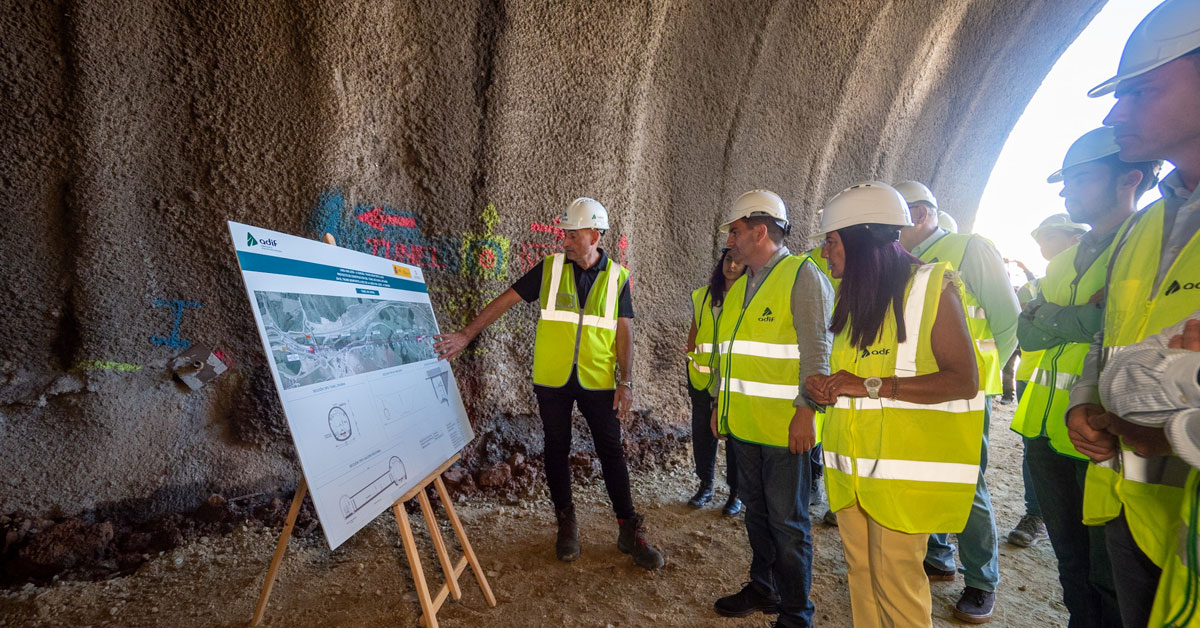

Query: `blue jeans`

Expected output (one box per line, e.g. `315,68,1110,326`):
730,438,815,627
1024,435,1121,627
926,397,1000,591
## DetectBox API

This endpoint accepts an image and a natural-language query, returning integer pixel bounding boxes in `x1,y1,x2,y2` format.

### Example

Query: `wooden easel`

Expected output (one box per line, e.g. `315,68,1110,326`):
248,233,496,627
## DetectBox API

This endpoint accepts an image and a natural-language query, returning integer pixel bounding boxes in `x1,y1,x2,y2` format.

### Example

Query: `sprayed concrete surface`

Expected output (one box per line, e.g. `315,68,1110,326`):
1,0,1101,572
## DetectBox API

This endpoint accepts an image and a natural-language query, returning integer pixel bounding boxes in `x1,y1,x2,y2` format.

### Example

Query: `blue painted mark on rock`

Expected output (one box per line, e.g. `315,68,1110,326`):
151,299,202,349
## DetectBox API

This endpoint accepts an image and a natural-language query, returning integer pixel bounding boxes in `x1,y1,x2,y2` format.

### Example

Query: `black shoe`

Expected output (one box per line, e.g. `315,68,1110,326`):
555,504,579,562
952,586,995,623
617,513,664,570
714,582,780,617
721,494,743,517
688,483,714,508
924,561,956,582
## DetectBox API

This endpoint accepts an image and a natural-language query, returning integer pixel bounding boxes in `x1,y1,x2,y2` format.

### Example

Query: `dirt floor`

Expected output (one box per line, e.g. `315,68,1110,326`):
0,403,1067,627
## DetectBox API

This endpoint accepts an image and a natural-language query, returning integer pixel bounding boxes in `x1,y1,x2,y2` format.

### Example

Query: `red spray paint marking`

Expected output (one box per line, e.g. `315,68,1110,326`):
530,222,565,241
618,234,628,264
358,206,418,232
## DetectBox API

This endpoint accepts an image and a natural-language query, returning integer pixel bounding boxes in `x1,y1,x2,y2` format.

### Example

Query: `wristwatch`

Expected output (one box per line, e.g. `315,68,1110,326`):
864,376,883,400
620,381,634,391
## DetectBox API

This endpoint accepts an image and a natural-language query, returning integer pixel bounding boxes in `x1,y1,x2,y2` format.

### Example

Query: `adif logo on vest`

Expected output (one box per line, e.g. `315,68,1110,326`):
861,347,891,358
1164,280,1200,296
759,307,775,322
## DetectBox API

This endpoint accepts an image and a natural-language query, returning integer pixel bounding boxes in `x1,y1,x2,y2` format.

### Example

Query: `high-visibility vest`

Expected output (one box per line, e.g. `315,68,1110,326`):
1082,198,1199,568
1147,468,1200,628
803,246,840,290
688,286,717,391
532,253,629,389
918,233,1003,395
1015,281,1042,383
716,255,817,448
823,262,986,533
1010,241,1112,459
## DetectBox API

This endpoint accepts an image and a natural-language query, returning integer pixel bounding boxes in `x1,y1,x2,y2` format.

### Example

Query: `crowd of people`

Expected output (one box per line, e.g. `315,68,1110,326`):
433,1,1200,626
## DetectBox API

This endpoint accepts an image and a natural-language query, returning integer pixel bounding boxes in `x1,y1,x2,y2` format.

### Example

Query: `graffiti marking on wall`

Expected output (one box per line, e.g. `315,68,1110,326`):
72,360,143,373
150,299,202,349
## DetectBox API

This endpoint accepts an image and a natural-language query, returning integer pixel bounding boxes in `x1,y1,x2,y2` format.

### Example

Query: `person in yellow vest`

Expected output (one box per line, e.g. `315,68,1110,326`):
433,197,664,571
805,181,984,628
895,179,1020,622
685,248,744,516
1099,314,1200,627
708,189,833,628
1065,2,1200,624
1006,214,1086,549
1013,126,1159,627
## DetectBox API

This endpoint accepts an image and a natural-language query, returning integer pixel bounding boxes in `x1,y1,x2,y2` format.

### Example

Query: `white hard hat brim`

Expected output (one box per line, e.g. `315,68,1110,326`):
1047,169,1065,184
1088,55,1177,98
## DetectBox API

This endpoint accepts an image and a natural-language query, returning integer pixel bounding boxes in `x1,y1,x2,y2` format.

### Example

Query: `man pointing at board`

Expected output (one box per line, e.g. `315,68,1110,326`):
434,197,664,571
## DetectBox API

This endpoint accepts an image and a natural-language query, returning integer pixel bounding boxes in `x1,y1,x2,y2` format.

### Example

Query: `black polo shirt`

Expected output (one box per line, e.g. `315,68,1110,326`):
512,249,634,318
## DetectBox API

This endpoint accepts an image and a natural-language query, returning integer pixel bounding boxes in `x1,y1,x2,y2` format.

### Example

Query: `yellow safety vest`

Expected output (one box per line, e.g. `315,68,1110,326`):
1010,241,1112,459
802,246,840,290
1082,198,1198,568
1015,281,1042,382
823,262,986,533
532,253,629,390
716,255,817,448
918,233,1003,395
1148,468,1200,628
688,286,717,391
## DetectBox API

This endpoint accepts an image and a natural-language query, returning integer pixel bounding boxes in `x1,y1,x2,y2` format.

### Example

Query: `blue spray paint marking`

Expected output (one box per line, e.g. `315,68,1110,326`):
151,299,202,349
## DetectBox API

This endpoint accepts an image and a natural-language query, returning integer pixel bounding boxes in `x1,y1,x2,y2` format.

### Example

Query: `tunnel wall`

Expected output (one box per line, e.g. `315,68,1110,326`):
0,0,1104,518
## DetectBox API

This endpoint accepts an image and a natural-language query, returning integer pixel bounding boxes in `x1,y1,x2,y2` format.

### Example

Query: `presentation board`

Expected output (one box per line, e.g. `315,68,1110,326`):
227,221,473,549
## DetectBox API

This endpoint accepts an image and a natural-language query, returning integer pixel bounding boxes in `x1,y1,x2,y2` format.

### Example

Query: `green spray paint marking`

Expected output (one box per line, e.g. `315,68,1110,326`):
72,361,143,373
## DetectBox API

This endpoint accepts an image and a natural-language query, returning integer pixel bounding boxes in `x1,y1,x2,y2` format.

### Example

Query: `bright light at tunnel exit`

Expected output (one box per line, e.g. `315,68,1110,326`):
975,0,1162,283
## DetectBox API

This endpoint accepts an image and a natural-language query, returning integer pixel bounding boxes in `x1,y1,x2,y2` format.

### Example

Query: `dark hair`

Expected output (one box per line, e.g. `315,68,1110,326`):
744,215,790,244
1097,153,1162,200
708,248,741,308
829,224,924,350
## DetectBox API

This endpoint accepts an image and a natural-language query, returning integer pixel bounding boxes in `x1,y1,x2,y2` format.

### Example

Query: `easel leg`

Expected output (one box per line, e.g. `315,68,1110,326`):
433,477,497,607
394,501,439,628
249,477,308,627
417,488,462,601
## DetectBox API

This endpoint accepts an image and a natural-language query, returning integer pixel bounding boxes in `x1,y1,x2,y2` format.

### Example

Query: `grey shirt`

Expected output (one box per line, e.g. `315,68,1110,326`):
1099,309,1200,469
911,229,1021,367
1070,169,1200,410
713,246,834,410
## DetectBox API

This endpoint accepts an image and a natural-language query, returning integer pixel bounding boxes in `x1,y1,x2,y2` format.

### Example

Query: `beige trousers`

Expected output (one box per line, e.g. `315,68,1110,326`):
836,503,933,628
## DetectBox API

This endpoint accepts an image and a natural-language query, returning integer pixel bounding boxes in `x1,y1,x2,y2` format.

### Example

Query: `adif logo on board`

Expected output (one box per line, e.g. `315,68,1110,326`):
246,232,279,249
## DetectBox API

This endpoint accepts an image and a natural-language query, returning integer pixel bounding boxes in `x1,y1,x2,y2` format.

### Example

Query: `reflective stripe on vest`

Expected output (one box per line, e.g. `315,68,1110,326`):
918,233,1003,395
688,287,717,390
716,255,810,448
1087,198,1199,567
822,262,986,534
532,253,627,390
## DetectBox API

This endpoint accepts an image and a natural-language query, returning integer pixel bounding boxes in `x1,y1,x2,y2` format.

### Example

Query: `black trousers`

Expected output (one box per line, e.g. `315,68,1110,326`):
688,382,738,491
1105,511,1162,628
534,374,636,520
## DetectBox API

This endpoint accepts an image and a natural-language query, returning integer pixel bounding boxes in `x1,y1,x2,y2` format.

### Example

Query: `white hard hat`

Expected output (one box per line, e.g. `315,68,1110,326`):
892,180,939,210
1088,0,1200,98
1031,213,1089,241
558,197,609,231
1047,127,1121,183
937,211,959,233
813,181,913,237
719,189,789,233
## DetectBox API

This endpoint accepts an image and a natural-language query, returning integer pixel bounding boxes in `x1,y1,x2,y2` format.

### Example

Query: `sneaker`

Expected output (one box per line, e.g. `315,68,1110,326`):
1007,514,1048,548
924,561,956,582
617,514,664,570
952,586,995,623
714,582,780,617
721,494,743,517
688,483,714,509
555,504,579,562
999,395,1015,405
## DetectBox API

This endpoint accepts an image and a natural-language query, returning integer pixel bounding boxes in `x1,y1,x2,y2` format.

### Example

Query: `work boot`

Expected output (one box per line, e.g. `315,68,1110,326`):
714,582,780,617
822,509,838,526
721,492,743,517
924,561,956,582
952,586,995,623
617,513,664,570
1006,513,1048,548
555,505,579,562
688,482,714,508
